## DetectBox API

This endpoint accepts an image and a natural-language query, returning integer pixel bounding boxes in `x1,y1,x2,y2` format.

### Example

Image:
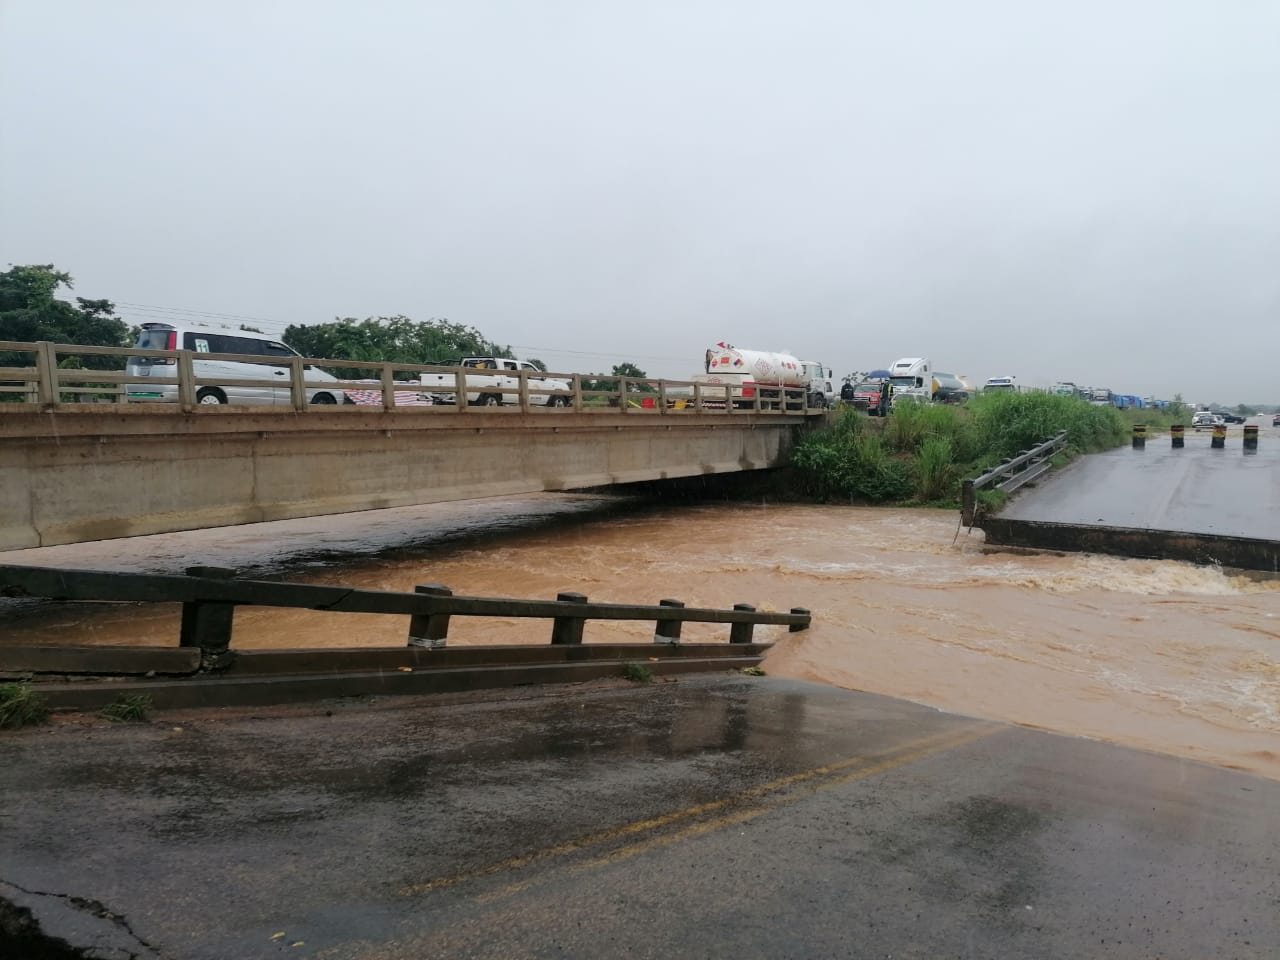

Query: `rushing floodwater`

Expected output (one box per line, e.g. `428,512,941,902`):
2,494,1277,780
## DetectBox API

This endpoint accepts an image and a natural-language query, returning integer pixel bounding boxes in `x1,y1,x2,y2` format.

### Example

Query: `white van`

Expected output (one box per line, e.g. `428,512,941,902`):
124,322,347,406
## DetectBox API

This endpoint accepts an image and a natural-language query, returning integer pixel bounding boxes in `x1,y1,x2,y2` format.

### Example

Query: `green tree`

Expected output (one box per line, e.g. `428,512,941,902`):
582,362,655,393
0,265,130,369
282,316,514,366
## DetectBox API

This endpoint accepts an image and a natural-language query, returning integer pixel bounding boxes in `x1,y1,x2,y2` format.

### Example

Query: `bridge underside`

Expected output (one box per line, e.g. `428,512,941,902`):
0,408,803,549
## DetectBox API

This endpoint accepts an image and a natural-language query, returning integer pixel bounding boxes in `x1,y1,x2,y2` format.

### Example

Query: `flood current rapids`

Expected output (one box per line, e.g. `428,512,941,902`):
2,493,1277,780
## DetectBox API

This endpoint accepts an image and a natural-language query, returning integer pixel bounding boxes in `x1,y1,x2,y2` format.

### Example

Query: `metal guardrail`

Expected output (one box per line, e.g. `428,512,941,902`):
0,340,826,415
960,431,1069,526
0,564,811,666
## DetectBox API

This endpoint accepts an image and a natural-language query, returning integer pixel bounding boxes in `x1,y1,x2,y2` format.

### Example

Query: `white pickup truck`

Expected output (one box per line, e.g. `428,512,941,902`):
419,358,573,407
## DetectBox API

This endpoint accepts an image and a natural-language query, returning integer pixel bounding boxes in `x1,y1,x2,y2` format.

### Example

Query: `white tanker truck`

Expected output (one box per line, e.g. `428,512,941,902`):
687,342,833,409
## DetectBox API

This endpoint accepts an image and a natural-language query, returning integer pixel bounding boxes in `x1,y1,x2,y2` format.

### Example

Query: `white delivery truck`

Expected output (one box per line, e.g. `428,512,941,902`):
690,342,833,409
887,357,932,406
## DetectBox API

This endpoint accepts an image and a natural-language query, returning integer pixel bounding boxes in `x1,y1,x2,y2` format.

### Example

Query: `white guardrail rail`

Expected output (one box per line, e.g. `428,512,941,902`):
0,340,824,416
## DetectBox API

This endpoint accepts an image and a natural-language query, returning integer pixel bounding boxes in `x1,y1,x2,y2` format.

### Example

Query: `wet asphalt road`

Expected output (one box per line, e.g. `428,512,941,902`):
1,676,1276,959
1000,420,1280,540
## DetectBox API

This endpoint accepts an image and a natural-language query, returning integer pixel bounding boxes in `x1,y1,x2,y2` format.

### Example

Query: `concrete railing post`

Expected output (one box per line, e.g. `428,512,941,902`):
654,598,684,644
1212,423,1226,449
573,373,584,412
381,362,396,411
407,583,452,649
179,565,237,667
176,350,196,409
729,603,756,644
1243,424,1258,451
551,592,588,645
1132,423,1147,448
35,341,58,407
454,368,468,411
518,368,531,414
1171,424,1185,448
290,356,307,410
789,607,810,632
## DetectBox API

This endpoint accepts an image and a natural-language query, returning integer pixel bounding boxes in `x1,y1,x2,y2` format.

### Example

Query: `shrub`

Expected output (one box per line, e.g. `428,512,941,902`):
101,694,153,723
0,683,50,729
621,663,653,683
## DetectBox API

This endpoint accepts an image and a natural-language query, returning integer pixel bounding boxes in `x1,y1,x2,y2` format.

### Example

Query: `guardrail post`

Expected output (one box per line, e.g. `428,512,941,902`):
654,598,684,644
729,603,756,644
551,592,587,644
1171,424,1185,448
176,350,196,409
289,356,307,410
1243,424,1258,451
407,584,452,648
34,341,58,407
1212,423,1226,449
789,607,810,632
179,566,236,666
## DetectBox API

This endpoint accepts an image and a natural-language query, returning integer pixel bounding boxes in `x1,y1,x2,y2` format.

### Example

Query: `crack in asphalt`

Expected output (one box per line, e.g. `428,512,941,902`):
0,879,166,959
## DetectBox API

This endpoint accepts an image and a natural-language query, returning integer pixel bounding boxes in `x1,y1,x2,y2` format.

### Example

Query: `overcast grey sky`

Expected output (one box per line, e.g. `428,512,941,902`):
2,1,1278,403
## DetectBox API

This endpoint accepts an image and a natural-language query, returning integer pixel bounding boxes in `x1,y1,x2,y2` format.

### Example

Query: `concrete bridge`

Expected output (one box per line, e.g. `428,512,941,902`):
978,418,1280,571
0,406,811,549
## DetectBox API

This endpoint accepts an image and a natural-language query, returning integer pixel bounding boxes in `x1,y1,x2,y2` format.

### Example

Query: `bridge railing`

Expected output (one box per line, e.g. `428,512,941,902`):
0,563,810,671
0,341,823,415
960,431,1069,526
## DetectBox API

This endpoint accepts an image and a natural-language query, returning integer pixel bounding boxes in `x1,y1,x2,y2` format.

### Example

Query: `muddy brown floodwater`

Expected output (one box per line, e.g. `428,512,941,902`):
2,494,1278,780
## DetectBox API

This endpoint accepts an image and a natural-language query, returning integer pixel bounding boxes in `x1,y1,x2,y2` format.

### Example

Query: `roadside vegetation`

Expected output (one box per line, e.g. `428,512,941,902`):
790,392,1130,506
0,682,51,729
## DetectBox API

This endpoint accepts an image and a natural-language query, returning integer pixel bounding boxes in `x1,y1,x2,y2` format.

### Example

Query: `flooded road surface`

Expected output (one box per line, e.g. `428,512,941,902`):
2,494,1277,780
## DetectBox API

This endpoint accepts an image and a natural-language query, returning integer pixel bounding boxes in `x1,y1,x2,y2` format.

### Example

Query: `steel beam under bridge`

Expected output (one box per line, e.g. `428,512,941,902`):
0,408,810,549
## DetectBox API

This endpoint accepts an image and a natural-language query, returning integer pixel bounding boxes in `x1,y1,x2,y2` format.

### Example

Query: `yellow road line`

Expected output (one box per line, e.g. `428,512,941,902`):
577,723,998,872
400,722,1000,897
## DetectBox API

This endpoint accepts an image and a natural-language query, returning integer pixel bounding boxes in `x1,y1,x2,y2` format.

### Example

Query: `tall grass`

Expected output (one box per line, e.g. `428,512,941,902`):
790,392,1127,504
915,436,956,501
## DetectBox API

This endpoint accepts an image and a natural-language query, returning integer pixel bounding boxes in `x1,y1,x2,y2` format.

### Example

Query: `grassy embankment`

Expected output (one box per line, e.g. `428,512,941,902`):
788,392,1150,507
